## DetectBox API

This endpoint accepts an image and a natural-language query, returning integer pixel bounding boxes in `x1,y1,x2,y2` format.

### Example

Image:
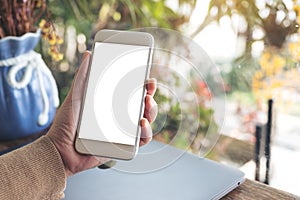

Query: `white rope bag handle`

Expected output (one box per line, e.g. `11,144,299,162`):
0,50,59,126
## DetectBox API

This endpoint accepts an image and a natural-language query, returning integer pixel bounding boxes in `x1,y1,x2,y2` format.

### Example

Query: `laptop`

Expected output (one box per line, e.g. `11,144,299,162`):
65,141,245,200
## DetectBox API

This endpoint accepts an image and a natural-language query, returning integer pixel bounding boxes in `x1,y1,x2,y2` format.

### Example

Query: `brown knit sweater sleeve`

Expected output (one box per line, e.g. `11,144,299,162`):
0,136,66,200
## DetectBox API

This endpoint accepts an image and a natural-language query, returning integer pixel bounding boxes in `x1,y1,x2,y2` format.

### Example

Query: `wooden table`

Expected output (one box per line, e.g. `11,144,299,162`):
2,136,300,199
0,131,46,154
223,179,300,200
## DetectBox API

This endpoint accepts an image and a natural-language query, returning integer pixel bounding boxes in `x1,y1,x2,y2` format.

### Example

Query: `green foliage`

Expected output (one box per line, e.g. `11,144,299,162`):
198,106,214,133
229,91,256,107
152,89,181,135
193,0,298,94
49,0,195,33
224,55,260,92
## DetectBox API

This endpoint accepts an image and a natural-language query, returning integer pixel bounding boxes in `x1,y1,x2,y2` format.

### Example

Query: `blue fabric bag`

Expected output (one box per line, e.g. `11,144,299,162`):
0,30,59,141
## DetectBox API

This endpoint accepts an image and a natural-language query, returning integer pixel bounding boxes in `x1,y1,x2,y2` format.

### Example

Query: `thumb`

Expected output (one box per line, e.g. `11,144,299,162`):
70,51,91,101
63,51,91,123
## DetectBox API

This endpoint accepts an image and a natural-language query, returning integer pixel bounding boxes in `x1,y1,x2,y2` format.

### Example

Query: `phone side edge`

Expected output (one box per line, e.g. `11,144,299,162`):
133,35,154,156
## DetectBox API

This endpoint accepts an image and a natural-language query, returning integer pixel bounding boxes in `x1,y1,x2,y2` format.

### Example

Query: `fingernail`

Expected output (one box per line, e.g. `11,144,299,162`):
147,78,157,84
140,118,149,127
82,51,90,61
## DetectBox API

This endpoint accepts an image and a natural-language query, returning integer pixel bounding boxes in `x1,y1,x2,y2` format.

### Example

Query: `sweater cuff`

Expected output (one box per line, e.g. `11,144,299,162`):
0,136,66,200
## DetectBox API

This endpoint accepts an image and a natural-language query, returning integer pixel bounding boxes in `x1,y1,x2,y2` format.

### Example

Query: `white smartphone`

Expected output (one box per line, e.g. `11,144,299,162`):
75,30,154,160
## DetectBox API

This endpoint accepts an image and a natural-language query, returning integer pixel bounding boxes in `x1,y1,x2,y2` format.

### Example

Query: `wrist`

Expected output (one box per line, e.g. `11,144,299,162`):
47,134,73,177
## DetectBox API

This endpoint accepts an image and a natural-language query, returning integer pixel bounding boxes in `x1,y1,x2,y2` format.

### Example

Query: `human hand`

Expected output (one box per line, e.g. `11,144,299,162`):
47,51,157,177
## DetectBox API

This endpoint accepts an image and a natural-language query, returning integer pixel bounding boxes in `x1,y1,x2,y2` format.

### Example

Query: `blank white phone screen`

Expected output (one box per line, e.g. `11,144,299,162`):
78,42,150,146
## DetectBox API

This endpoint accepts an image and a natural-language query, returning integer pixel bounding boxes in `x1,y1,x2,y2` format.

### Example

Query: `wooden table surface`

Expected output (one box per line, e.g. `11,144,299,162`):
222,179,300,200
1,136,300,200
0,131,46,153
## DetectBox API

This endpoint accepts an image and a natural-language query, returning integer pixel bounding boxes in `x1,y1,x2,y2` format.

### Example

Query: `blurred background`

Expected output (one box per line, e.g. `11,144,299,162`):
41,0,300,196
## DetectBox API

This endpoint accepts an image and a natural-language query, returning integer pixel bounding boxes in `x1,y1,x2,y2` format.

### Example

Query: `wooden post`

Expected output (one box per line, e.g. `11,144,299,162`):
255,124,262,181
264,99,273,185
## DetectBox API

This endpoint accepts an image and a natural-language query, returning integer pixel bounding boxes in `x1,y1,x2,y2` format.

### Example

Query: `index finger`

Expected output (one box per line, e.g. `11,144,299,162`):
146,78,157,96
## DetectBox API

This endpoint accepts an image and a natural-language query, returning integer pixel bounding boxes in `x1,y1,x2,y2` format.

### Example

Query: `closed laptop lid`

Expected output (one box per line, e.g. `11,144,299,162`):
65,141,245,200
